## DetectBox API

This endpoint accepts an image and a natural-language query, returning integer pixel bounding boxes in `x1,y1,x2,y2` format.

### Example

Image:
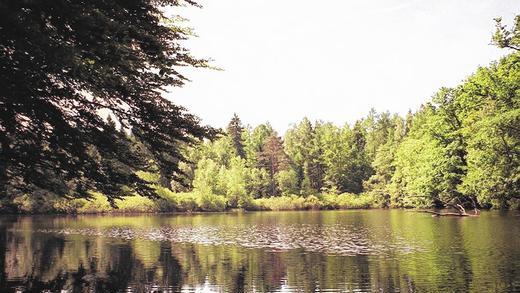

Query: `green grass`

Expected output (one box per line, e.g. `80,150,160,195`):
5,188,376,214
1,170,375,214
320,193,376,209
66,189,228,214
251,193,376,211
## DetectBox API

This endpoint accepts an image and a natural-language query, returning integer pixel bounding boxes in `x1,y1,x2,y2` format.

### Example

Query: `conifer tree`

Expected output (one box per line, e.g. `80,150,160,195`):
226,114,246,158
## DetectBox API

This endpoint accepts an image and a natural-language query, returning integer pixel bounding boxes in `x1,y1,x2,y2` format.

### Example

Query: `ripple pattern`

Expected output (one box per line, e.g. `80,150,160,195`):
38,223,422,256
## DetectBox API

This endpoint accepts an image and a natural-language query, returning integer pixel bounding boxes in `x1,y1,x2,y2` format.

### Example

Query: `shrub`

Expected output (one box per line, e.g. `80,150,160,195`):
195,191,228,212
114,195,157,213
74,192,112,213
321,193,375,209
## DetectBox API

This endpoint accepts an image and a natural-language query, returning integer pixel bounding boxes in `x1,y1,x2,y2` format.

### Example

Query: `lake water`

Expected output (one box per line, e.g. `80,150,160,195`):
0,210,519,292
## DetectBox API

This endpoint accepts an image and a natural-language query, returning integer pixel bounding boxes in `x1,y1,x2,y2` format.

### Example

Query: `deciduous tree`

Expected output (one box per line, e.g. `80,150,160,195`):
0,0,215,203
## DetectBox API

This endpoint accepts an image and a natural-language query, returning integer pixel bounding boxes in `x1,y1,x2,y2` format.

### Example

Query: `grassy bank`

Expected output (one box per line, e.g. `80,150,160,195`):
2,189,378,214
252,193,376,211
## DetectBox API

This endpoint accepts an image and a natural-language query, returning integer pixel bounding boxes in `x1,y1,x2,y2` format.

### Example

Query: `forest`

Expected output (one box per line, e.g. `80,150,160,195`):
5,48,519,213
164,47,520,212
0,0,518,213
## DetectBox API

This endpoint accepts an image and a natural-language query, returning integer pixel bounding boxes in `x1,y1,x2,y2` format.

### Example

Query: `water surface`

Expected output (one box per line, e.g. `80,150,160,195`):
0,210,519,292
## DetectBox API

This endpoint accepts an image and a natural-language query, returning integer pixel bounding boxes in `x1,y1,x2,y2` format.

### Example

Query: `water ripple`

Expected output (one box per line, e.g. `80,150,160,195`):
37,223,422,256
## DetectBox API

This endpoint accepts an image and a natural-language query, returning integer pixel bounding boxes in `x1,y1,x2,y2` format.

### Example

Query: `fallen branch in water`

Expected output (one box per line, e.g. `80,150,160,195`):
418,197,481,217
418,210,479,217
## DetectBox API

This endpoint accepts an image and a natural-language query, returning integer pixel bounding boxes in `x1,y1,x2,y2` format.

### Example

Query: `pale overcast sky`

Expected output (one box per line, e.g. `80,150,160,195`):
166,0,519,133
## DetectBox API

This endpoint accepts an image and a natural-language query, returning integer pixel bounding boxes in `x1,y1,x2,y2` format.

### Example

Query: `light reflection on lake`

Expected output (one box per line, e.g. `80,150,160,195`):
0,210,519,292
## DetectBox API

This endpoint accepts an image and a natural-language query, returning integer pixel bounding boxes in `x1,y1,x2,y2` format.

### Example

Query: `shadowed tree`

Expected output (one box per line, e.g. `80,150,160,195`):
0,0,216,204
226,113,246,158
284,118,324,194
258,133,289,196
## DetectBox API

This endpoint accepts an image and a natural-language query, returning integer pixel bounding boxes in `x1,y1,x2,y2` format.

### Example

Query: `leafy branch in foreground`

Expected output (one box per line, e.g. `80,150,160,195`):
0,0,215,204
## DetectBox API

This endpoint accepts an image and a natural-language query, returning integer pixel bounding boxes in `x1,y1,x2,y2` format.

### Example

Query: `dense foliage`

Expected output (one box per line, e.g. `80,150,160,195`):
0,0,214,205
182,51,519,210
167,16,519,211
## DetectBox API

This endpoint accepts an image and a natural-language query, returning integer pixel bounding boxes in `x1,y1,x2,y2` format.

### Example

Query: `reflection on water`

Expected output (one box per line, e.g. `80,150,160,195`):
38,223,422,256
0,210,519,292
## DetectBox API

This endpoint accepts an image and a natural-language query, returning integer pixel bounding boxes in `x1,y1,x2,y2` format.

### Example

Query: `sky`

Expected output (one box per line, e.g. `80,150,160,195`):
166,0,519,133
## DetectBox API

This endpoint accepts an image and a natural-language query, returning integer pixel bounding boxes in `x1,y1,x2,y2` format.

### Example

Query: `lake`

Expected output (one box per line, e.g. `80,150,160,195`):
0,210,519,292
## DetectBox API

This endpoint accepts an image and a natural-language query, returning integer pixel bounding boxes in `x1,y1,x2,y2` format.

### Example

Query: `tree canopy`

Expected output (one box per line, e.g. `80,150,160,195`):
183,46,519,210
0,0,215,204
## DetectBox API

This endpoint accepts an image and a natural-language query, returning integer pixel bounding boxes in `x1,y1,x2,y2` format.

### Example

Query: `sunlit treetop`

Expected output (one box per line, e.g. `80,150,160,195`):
493,15,520,51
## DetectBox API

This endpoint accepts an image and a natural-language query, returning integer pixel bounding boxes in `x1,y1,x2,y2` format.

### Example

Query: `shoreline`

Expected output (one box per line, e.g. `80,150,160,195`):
0,206,374,216
0,206,499,217
3,192,511,215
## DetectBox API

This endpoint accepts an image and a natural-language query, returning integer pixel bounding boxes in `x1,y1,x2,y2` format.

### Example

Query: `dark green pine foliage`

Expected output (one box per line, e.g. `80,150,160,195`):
226,113,246,159
429,88,468,205
258,133,289,196
0,0,215,204
346,121,373,193
284,118,325,195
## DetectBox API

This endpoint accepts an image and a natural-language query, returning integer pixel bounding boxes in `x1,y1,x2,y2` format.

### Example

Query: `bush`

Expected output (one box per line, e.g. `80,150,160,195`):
114,195,157,213
321,193,376,209
155,188,197,212
4,185,377,214
73,192,112,213
195,191,228,212
12,192,59,213
253,195,323,211
157,186,227,212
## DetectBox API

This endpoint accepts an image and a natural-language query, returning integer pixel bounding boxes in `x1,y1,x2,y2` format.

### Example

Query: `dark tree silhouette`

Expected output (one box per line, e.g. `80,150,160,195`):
227,113,246,158
0,0,215,204
258,133,289,195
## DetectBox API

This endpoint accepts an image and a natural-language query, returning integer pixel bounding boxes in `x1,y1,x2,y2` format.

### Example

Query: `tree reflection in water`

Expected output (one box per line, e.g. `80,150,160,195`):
0,210,519,292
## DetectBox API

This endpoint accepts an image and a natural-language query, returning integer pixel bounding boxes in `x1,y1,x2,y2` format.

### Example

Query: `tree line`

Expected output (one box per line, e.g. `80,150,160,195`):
170,16,520,210
178,53,519,210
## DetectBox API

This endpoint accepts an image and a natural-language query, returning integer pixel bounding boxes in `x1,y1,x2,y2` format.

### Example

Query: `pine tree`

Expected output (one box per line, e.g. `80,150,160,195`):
258,133,289,196
226,114,246,158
